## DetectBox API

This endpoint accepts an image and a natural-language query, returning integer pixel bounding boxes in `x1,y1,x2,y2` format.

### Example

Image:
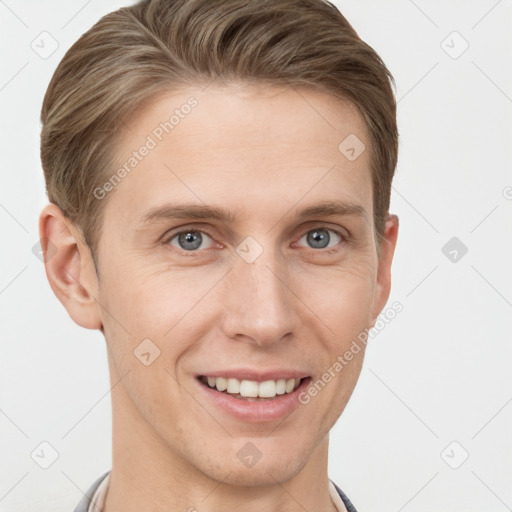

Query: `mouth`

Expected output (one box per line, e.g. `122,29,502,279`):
194,374,312,423
197,375,306,401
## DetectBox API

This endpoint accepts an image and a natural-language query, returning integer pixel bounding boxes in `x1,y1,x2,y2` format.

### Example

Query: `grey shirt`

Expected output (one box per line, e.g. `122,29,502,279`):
73,470,358,512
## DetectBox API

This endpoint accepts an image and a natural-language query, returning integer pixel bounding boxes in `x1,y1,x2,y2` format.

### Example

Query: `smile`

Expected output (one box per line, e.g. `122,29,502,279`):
199,375,303,400
195,373,312,422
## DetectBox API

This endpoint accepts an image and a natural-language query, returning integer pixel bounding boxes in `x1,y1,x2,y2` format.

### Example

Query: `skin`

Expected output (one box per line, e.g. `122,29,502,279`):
40,83,398,512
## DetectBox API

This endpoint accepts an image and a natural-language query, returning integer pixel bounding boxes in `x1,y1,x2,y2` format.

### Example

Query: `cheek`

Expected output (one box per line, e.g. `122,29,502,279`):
102,258,220,333
304,264,377,341
297,273,372,433
101,249,377,359
98,262,230,400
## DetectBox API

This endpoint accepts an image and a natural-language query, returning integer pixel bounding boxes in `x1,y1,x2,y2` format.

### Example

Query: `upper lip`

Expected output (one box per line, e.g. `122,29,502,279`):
196,368,311,382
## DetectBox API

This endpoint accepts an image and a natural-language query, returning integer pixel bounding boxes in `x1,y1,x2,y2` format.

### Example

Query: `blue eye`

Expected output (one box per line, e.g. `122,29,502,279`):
162,225,346,257
297,228,343,250
167,230,215,251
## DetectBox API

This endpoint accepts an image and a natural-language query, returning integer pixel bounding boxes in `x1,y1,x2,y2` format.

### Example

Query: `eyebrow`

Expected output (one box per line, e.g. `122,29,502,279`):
138,200,368,225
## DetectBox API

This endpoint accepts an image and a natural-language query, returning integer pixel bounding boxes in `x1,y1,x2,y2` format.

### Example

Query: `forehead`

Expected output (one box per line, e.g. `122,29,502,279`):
102,84,373,228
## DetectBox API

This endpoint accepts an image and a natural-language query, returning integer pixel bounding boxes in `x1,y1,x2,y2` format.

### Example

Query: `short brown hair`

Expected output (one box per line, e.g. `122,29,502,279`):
40,0,398,267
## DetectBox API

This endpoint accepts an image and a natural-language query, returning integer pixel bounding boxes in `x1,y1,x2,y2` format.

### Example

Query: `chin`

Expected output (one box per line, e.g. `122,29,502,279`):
191,439,311,488
210,457,306,488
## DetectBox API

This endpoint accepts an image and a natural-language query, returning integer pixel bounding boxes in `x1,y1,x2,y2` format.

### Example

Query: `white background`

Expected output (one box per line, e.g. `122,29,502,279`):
1,1,511,511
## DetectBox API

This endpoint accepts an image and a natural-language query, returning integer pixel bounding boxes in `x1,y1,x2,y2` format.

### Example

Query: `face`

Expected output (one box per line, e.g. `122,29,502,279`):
68,84,397,486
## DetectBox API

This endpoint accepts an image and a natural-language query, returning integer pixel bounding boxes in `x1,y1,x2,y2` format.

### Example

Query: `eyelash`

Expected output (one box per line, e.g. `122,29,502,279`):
161,224,349,258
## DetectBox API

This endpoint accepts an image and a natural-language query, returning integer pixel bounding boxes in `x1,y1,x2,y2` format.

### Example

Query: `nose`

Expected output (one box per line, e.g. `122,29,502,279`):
220,248,300,347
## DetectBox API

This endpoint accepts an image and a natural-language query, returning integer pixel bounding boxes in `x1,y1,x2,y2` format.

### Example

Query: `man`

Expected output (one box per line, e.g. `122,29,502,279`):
38,0,399,510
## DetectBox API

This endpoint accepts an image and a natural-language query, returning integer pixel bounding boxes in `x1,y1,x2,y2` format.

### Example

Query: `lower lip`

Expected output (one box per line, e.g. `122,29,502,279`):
195,377,311,423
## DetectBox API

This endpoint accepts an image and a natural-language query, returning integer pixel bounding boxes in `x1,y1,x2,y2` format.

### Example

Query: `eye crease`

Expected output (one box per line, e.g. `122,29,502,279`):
162,226,346,254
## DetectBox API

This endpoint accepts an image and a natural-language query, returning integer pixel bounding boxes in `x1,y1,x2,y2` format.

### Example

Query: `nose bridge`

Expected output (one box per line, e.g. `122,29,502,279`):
221,243,299,346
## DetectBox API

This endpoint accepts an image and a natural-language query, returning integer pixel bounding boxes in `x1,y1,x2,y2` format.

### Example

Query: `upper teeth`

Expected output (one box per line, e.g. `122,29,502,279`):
204,376,301,398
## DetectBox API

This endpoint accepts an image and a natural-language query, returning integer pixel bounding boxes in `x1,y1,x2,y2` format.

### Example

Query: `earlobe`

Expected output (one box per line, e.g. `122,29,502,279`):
370,214,399,326
38,203,103,330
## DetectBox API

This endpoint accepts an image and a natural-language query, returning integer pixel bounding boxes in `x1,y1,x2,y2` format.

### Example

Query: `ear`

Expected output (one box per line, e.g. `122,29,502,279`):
370,214,399,326
38,203,103,330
